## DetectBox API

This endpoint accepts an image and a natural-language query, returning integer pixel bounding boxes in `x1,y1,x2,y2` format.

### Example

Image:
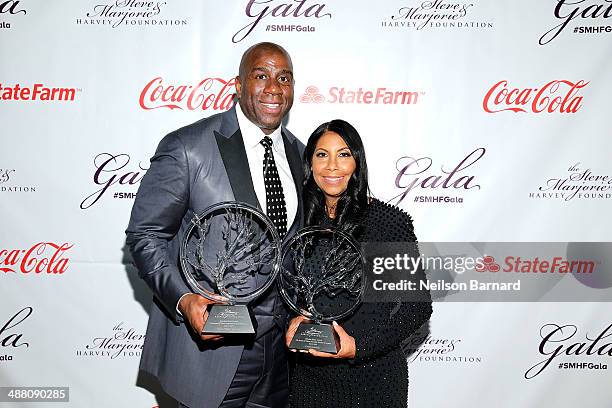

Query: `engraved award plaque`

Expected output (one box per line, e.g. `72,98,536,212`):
180,201,281,335
279,226,365,353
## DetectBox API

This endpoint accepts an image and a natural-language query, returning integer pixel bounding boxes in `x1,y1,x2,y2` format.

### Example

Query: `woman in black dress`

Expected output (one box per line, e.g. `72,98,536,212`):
286,119,433,408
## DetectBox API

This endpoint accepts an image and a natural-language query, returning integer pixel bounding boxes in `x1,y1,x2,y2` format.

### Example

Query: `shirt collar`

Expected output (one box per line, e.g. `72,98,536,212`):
235,103,283,149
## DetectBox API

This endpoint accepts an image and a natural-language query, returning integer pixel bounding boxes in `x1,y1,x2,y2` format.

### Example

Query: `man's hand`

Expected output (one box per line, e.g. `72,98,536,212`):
179,293,228,342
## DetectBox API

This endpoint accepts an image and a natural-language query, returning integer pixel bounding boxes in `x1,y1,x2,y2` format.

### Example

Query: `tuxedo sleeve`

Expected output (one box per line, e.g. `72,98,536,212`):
126,132,191,323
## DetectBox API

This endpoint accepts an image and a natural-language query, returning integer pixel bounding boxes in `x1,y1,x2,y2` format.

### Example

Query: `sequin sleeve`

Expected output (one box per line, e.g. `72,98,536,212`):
352,200,433,364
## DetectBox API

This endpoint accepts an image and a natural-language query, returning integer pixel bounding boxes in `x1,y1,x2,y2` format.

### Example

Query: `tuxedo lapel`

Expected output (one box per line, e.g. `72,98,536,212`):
282,131,304,236
214,107,302,237
214,128,260,209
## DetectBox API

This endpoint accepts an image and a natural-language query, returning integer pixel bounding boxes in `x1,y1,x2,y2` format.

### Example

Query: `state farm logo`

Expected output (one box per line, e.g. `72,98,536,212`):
1,307,33,364
139,77,236,111
540,0,612,45
76,0,188,28
390,147,484,206
0,0,27,30
299,86,324,103
381,1,494,30
475,255,596,274
299,85,424,105
0,83,81,102
76,321,144,359
530,162,612,201
475,255,500,272
0,168,36,193
232,0,331,43
0,243,73,275
80,153,148,210
483,80,588,114
525,323,612,379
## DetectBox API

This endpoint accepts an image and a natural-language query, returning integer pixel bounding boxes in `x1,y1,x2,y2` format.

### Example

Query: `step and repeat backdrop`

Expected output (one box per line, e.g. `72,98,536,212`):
1,0,612,407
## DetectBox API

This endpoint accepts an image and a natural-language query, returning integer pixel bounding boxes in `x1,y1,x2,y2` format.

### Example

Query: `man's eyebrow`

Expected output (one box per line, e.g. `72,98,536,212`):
250,67,293,76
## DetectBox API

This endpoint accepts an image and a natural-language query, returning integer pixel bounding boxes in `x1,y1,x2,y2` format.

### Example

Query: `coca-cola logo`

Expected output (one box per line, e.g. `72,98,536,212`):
80,153,148,210
232,0,331,43
1,307,32,350
483,80,588,114
77,321,145,359
0,243,73,274
0,83,80,102
525,323,612,379
530,162,612,201
139,77,236,111
390,147,484,205
382,1,493,30
299,85,424,105
540,0,612,45
76,0,188,28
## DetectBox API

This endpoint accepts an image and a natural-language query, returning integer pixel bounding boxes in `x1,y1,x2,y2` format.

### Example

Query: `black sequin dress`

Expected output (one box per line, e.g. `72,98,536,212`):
289,199,433,408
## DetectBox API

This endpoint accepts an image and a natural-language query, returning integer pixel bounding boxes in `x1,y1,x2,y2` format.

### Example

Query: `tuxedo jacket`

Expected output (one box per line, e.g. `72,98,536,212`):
126,106,304,408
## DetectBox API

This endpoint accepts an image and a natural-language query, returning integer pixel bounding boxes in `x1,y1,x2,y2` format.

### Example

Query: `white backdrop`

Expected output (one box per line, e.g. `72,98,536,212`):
1,0,612,407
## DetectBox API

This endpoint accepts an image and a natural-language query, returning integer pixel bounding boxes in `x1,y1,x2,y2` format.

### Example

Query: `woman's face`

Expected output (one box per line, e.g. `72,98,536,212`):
311,131,357,202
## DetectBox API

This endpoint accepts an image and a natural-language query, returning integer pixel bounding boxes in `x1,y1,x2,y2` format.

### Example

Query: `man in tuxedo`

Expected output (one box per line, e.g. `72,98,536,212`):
126,42,304,408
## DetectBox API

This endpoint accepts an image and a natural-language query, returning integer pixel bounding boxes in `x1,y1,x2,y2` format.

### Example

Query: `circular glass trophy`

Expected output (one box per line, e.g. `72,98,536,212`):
279,226,366,353
180,201,281,335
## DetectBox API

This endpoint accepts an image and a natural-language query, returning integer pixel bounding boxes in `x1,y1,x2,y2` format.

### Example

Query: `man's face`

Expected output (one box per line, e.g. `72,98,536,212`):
236,49,294,134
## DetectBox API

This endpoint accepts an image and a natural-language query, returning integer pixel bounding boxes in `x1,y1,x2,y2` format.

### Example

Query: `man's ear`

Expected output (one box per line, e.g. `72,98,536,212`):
234,76,241,97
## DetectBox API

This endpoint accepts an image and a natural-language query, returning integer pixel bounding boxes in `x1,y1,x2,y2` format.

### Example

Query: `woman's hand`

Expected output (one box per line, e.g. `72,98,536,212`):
308,321,356,359
286,315,311,347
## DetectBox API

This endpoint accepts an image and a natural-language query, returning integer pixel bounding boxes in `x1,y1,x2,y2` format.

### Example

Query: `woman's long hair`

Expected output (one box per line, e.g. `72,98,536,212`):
303,119,369,238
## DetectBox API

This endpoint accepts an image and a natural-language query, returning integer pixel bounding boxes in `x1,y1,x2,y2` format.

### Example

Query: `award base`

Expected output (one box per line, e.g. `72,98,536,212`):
202,304,256,335
288,323,339,354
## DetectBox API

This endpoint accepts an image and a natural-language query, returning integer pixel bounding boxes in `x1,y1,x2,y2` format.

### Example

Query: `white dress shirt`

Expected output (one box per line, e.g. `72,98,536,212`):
235,104,298,229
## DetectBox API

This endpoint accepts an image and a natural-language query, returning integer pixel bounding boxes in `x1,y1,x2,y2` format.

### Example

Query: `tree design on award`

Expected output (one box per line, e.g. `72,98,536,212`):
281,227,364,322
183,203,278,303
